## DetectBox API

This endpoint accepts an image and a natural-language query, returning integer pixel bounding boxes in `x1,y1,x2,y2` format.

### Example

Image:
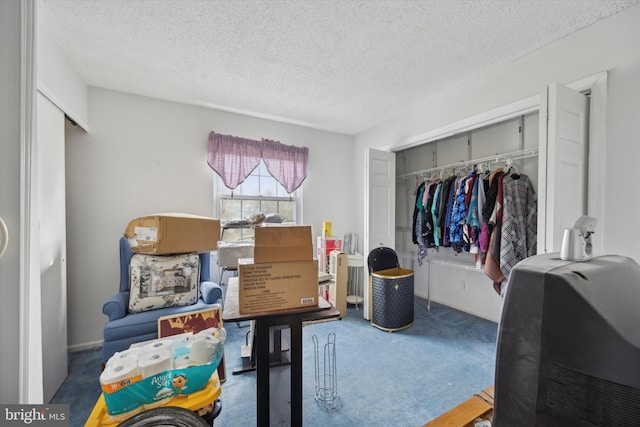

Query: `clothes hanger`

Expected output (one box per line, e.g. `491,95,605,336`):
505,158,521,179
505,158,513,171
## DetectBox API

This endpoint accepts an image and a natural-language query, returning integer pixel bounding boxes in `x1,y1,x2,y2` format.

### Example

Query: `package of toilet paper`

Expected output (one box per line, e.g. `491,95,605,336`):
100,327,226,420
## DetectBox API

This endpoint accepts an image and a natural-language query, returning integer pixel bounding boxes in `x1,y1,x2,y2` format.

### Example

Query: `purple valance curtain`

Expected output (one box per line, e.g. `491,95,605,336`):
261,138,309,194
207,132,309,193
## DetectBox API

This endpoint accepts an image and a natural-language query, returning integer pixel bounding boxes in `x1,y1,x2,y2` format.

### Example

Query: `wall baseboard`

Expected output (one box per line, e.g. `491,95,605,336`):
68,340,103,353
425,296,499,324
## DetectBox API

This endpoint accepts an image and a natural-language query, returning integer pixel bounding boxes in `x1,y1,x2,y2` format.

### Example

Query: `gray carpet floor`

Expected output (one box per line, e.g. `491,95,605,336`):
52,297,498,426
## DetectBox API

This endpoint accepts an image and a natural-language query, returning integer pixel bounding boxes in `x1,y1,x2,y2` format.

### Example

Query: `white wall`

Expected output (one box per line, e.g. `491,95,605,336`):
353,4,640,319
37,26,88,130
65,87,354,348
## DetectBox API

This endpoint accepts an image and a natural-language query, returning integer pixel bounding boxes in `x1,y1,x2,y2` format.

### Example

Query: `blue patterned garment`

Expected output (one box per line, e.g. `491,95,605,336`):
466,176,481,229
413,183,428,266
431,182,442,247
442,178,457,247
415,184,426,211
449,177,468,253
416,210,428,266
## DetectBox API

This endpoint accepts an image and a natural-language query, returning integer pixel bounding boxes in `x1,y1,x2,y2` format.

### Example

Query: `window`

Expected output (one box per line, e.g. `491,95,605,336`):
214,160,302,242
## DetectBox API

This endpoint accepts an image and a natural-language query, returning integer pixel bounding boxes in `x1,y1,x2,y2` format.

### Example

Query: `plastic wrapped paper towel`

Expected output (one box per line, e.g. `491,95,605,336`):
138,349,173,378
142,339,174,355
100,327,227,420
174,354,196,369
105,347,142,368
190,328,225,364
99,358,143,422
190,337,217,365
138,349,174,408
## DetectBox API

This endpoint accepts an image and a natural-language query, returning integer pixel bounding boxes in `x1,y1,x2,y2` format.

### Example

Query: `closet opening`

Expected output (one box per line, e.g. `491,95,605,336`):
363,73,605,323
394,112,544,322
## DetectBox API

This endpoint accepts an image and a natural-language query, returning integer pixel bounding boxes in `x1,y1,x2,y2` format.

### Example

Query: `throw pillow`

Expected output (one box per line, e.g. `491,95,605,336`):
129,253,200,313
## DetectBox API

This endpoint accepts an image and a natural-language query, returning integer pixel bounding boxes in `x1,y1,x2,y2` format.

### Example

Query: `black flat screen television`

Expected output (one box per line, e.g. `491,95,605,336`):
493,253,640,426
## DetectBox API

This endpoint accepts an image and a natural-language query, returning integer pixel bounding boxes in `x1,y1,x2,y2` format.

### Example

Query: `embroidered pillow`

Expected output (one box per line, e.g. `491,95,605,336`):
129,253,200,313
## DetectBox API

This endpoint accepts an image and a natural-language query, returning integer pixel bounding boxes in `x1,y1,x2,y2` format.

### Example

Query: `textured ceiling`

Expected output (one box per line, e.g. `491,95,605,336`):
37,0,638,135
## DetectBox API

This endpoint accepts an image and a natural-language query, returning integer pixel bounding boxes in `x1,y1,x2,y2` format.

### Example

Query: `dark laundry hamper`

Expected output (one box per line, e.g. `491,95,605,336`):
367,247,414,332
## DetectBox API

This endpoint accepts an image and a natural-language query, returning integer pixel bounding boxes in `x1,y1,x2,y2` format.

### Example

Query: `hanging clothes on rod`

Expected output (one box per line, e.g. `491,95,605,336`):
412,181,428,266
480,167,504,254
423,179,438,248
497,171,537,295
484,170,507,293
448,174,465,252
438,175,455,248
411,160,537,295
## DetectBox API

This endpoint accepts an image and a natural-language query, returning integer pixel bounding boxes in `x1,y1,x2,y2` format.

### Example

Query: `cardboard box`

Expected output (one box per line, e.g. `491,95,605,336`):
238,260,318,313
328,251,348,317
125,213,220,254
253,225,313,263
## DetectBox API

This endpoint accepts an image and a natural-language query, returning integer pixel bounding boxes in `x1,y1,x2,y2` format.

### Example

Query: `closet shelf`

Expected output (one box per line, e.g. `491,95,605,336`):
397,148,538,180
425,259,486,272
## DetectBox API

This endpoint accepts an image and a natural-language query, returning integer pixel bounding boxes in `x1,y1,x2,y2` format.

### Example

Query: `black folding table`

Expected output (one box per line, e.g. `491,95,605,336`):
223,278,340,427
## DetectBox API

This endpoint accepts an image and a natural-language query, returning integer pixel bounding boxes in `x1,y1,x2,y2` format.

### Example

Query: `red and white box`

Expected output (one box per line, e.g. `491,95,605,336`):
317,236,342,273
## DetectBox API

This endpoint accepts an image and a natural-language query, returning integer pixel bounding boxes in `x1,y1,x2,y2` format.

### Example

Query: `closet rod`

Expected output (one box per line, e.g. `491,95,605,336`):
397,147,538,180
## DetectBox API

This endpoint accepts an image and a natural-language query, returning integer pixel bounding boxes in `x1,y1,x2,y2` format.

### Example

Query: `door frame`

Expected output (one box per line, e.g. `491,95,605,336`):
18,0,44,404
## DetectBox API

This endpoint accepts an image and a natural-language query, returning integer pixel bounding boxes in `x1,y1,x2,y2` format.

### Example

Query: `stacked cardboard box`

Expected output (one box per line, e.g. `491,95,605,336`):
124,213,220,254
238,226,318,314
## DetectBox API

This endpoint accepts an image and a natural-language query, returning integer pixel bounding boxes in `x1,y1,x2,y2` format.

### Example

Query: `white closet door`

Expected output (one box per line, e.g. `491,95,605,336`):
538,83,589,253
37,93,68,402
364,148,395,320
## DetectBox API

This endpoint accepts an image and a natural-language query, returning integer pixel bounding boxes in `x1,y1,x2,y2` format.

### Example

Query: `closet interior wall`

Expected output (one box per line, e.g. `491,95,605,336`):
395,113,539,322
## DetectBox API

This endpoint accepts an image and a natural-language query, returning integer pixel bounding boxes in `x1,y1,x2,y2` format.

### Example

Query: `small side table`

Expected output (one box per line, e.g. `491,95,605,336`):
346,253,364,309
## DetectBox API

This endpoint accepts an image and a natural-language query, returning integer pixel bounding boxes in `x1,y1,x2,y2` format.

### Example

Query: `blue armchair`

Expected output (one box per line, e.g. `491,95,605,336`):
102,237,223,362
